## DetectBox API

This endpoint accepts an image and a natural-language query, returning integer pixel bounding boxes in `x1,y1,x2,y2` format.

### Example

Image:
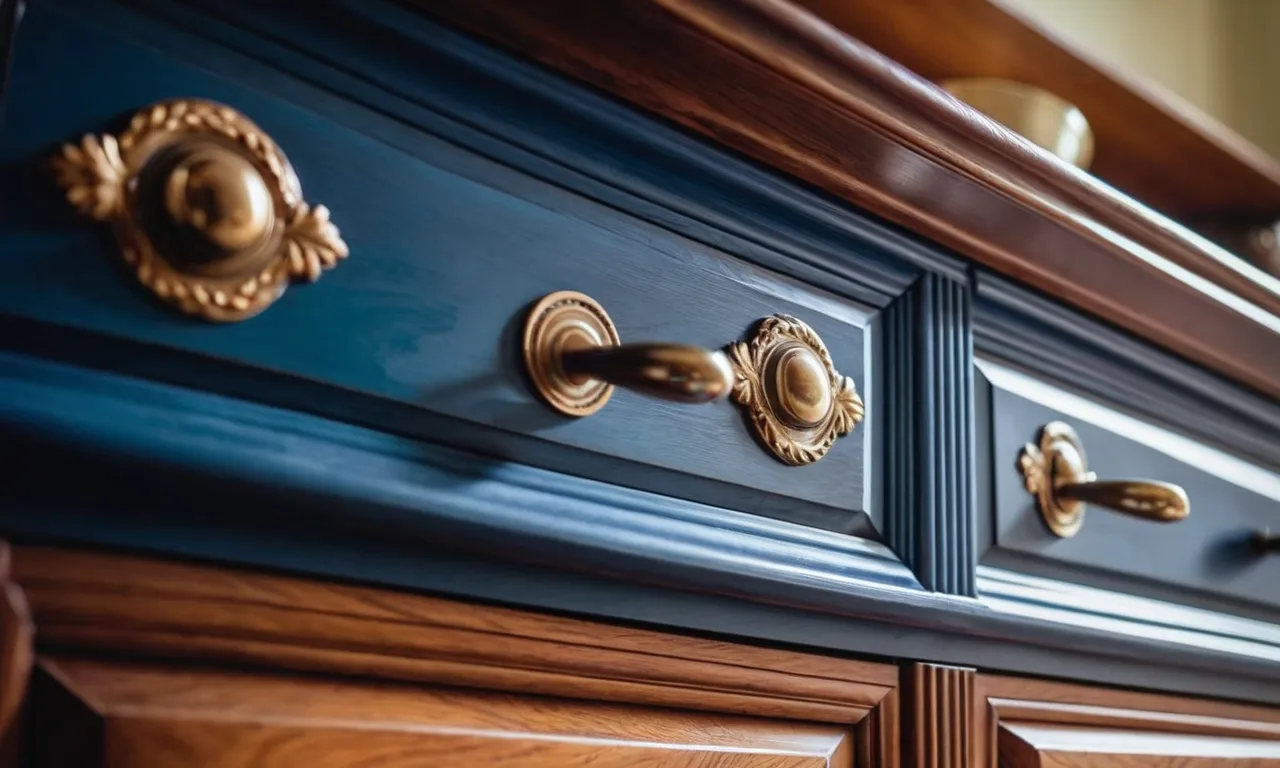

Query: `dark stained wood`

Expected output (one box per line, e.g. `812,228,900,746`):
10,546,898,728
977,674,1280,767
902,664,976,768
28,657,855,767
0,542,32,768
795,0,1280,225
418,0,1280,400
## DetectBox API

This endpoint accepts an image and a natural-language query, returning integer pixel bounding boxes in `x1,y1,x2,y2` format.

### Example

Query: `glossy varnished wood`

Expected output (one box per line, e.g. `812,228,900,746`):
902,664,976,768
420,0,1280,400
795,0,1280,226
28,658,856,767
10,546,899,728
977,674,1280,767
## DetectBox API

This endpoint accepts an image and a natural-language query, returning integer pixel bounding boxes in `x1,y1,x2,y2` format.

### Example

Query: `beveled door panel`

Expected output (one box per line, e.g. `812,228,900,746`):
978,674,1280,768
28,659,854,768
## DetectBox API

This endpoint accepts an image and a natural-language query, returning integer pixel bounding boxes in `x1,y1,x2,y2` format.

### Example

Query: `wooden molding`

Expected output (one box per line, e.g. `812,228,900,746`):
28,657,861,767
11,545,897,731
903,663,977,768
418,0,1280,400
976,674,1280,767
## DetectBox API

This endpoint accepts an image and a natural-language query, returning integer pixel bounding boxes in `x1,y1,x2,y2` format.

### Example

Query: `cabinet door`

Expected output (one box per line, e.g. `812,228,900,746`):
979,674,1280,767
28,658,857,768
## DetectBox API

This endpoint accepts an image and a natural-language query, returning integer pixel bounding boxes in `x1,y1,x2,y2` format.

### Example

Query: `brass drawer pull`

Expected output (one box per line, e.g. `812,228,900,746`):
1018,421,1190,538
52,99,347,321
523,291,734,417
522,292,864,465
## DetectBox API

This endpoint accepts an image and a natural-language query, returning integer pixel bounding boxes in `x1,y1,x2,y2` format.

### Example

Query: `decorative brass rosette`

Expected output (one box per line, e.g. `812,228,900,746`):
52,99,347,321
727,315,864,465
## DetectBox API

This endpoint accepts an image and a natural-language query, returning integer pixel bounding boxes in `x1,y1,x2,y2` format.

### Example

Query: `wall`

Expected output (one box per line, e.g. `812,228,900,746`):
1002,0,1280,159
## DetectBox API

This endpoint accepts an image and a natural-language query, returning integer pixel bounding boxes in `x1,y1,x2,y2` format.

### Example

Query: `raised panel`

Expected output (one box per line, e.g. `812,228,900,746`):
28,659,853,768
0,0,885,529
982,360,1280,611
979,674,1280,768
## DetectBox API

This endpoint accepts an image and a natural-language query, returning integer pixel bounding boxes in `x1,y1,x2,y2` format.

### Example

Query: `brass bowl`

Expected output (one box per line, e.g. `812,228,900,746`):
940,77,1095,169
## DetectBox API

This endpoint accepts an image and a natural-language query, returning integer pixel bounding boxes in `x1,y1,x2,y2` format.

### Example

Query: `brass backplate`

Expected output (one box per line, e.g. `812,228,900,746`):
727,315,863,466
52,99,347,321
1017,421,1091,538
522,291,621,417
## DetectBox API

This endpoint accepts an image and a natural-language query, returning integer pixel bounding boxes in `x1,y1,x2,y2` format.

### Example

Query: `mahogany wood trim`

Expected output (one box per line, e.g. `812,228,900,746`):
417,0,1280,399
33,658,858,767
902,663,977,768
794,0,1280,224
10,546,897,728
976,673,1280,767
0,542,33,768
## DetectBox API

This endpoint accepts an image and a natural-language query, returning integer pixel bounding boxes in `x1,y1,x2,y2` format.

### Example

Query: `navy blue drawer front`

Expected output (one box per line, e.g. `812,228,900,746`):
982,360,1280,612
0,0,977,594
0,0,888,528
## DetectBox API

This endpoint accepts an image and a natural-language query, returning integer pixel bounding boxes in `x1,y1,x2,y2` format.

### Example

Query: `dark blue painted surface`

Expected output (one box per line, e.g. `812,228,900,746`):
0,0,882,522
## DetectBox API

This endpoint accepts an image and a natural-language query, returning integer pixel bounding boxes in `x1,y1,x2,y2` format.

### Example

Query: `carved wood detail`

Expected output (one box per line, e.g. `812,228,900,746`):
977,674,1280,767
11,545,897,730
903,663,977,768
0,542,33,768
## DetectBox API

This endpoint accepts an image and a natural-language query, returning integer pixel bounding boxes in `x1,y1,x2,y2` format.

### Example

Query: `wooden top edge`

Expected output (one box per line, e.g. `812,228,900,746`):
419,0,1280,398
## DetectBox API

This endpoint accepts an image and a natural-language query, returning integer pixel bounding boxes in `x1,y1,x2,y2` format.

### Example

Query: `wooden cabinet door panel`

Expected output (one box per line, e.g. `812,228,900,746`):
979,674,1280,768
31,658,854,768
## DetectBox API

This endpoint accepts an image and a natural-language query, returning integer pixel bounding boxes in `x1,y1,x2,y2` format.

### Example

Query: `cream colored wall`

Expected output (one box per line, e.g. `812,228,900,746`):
1002,0,1280,159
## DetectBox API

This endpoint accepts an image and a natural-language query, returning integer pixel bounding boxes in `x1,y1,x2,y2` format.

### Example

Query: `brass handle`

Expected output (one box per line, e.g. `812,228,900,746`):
52,99,347,321
561,344,733,404
1018,421,1190,538
523,291,733,416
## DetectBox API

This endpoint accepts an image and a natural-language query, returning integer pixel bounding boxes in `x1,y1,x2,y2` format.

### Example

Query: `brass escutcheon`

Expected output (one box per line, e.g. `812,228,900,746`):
522,291,734,417
727,315,863,466
52,99,347,321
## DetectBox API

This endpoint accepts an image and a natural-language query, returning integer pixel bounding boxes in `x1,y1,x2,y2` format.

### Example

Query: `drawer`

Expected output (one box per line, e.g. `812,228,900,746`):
0,0,914,532
28,659,856,767
980,359,1280,611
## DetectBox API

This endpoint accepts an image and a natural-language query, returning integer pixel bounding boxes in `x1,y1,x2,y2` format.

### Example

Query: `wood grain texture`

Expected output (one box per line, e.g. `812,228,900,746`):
883,274,975,595
0,542,32,768
419,0,1280,400
10,545,897,727
1,0,880,524
977,673,1280,768
902,664,975,768
794,0,1280,225
27,658,855,767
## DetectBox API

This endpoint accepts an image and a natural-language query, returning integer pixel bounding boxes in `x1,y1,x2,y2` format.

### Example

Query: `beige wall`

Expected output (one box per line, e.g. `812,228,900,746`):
1002,0,1280,159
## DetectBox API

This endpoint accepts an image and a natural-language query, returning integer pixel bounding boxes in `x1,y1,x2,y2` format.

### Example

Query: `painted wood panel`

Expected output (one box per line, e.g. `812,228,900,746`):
0,0,874,520
984,361,1280,611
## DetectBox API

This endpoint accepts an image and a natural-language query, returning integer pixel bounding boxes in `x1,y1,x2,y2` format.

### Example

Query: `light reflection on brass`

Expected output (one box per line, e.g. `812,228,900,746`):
728,315,863,466
1018,421,1190,538
52,99,347,321
522,291,733,417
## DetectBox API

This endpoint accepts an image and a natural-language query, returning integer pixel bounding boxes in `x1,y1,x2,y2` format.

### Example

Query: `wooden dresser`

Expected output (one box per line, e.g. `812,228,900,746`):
3,0,1280,766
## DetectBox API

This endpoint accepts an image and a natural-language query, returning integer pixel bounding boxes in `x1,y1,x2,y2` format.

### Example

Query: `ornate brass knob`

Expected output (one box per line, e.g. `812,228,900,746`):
523,291,734,417
52,99,347,321
727,316,864,465
1018,421,1190,538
